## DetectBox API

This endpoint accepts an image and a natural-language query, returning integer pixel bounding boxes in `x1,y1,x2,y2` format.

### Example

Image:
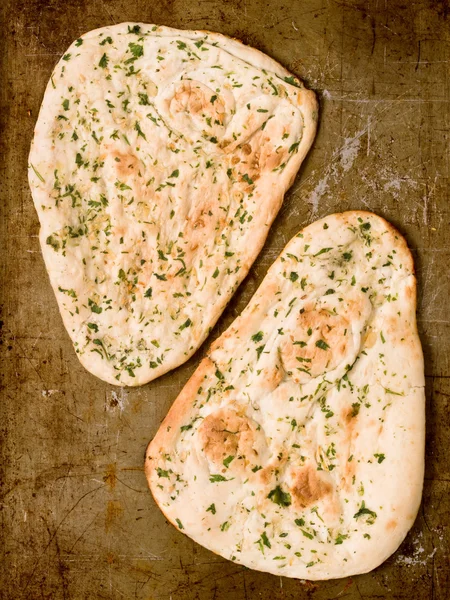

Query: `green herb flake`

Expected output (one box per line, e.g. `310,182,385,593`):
223,455,235,468
284,75,301,87
98,53,109,68
301,529,314,540
157,468,170,478
315,339,330,351
30,163,45,183
46,235,59,251
267,485,291,507
128,42,144,58
134,121,147,140
179,318,192,330
209,474,231,483
313,247,333,257
251,331,264,343
333,532,347,545
138,93,150,105
353,501,377,522
128,25,141,34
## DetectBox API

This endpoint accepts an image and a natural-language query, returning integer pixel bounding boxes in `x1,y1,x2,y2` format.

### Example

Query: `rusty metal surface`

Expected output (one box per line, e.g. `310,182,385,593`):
1,0,449,598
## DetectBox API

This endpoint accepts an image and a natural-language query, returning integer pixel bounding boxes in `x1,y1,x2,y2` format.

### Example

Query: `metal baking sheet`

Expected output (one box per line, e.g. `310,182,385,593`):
1,0,449,597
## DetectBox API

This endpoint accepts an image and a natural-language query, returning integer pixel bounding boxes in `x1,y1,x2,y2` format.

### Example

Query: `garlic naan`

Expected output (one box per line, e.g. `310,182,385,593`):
146,211,425,579
28,23,317,385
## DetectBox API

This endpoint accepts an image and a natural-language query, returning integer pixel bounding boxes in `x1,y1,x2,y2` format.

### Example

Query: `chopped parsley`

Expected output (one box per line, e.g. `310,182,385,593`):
267,485,291,507
98,53,108,68
209,474,232,483
353,501,377,523
315,339,330,351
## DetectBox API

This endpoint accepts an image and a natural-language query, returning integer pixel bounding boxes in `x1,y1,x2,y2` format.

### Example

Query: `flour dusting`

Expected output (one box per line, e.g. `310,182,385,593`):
303,130,364,217
108,388,128,412
395,531,439,567
41,389,61,397
306,173,330,218
396,547,436,567
340,135,361,172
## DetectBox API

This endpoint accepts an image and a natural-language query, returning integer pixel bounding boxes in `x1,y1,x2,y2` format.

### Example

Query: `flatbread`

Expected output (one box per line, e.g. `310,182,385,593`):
28,22,317,386
146,211,425,579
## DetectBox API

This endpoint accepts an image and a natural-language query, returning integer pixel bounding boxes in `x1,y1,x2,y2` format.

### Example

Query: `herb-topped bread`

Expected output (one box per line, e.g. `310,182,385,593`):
28,23,317,385
146,211,425,579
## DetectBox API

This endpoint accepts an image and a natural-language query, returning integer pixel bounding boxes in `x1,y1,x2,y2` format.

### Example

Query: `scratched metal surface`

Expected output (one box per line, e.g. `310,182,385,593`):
1,0,449,598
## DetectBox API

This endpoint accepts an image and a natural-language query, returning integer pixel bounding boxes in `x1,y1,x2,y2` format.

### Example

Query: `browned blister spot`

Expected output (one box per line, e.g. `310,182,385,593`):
258,465,276,486
185,189,227,252
386,519,398,531
170,81,225,129
111,151,140,178
260,365,283,391
290,465,332,509
280,309,351,383
342,458,356,492
405,282,415,300
197,409,265,472
363,329,377,348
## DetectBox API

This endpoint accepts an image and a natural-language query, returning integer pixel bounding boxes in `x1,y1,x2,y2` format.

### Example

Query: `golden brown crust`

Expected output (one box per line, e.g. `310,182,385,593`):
145,357,214,475
290,466,332,509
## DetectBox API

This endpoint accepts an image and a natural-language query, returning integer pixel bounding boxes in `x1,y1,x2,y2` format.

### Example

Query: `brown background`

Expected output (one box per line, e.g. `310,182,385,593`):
1,0,449,598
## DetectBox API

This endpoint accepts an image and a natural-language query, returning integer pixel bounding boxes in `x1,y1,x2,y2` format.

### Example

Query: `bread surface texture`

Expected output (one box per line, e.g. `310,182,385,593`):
28,22,317,386
146,211,425,579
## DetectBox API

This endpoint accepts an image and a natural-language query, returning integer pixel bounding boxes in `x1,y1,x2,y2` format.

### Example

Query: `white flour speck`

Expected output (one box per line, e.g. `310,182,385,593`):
306,173,330,218
42,389,61,397
340,135,362,172
108,388,128,412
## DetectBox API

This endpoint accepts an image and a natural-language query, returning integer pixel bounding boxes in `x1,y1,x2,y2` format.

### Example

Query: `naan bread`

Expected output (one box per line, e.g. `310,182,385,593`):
146,211,425,579
28,23,317,386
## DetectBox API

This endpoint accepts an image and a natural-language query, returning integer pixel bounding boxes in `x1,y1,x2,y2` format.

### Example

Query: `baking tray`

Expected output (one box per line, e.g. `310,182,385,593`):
1,0,449,597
